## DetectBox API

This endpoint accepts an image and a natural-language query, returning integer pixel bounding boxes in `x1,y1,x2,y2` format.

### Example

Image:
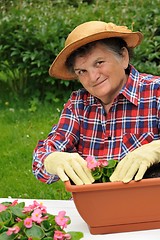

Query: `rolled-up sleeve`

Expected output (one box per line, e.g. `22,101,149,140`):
32,97,80,184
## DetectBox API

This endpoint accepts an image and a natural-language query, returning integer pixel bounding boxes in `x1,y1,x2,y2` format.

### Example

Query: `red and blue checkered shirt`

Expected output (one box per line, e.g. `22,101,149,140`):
32,66,160,184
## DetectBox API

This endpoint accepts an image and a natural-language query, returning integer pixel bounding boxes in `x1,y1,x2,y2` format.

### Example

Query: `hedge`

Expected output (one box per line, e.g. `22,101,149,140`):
0,0,159,101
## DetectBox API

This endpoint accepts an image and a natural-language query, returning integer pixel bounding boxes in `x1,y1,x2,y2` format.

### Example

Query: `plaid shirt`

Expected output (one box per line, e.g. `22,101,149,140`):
32,66,160,184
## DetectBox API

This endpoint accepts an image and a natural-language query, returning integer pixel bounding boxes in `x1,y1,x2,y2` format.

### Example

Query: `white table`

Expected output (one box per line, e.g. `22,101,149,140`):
1,198,160,240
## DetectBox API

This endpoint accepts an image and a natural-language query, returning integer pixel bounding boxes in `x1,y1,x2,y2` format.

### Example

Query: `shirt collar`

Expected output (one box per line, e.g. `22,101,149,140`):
119,65,139,106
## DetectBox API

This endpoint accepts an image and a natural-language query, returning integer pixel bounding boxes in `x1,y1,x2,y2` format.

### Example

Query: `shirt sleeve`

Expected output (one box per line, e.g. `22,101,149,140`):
32,95,80,184
157,81,160,131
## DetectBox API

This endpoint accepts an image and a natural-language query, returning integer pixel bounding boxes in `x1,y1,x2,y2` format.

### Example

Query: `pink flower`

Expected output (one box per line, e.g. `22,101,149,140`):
23,200,47,214
24,217,33,228
16,217,22,222
23,205,33,213
33,200,47,214
86,156,98,169
0,203,7,212
31,208,43,224
98,160,108,167
54,230,71,240
10,200,18,206
6,226,20,235
54,230,64,240
63,233,71,239
55,211,69,229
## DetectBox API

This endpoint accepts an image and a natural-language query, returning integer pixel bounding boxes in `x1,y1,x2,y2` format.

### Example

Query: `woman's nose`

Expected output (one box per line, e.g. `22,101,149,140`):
88,68,100,82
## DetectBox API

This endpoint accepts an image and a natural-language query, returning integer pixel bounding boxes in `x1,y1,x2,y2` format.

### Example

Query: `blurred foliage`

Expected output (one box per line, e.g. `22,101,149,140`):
0,0,159,101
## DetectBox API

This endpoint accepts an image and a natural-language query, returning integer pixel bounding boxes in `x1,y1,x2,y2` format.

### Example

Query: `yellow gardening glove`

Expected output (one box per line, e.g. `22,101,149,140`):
44,152,94,185
110,140,160,183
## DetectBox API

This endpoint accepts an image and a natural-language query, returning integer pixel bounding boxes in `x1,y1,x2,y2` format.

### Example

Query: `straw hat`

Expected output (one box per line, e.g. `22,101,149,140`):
49,21,143,80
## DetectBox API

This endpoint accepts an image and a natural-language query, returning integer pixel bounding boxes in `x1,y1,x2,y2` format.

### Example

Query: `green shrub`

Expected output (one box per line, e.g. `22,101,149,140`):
0,0,159,101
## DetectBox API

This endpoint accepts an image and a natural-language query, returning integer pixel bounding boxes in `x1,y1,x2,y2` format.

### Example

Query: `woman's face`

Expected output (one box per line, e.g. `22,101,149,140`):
73,43,129,106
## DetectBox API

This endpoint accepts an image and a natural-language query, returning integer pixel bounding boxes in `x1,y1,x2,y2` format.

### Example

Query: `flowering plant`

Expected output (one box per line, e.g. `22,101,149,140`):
0,200,83,240
86,156,118,183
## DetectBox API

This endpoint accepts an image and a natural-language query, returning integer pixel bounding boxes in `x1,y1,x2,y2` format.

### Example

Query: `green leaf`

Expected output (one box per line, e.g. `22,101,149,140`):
102,175,109,182
92,168,103,180
0,225,8,234
0,232,15,240
43,229,54,238
43,237,53,240
41,219,54,231
25,224,45,239
107,159,118,169
9,205,26,219
0,210,12,226
68,231,84,239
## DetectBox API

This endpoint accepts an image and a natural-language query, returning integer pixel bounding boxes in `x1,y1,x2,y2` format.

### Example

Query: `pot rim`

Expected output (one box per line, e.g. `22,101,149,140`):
65,178,160,193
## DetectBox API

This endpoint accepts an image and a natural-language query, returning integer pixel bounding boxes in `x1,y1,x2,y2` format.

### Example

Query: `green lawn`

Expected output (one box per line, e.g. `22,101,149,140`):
0,100,71,200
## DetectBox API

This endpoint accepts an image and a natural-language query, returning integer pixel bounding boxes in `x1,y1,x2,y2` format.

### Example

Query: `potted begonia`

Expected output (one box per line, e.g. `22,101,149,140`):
65,157,160,235
0,200,83,240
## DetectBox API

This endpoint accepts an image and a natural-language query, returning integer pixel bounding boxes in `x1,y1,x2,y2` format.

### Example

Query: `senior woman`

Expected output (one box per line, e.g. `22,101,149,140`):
32,21,160,185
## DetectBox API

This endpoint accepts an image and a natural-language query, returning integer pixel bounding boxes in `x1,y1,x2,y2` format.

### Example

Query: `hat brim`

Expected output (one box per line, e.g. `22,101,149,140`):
49,31,143,80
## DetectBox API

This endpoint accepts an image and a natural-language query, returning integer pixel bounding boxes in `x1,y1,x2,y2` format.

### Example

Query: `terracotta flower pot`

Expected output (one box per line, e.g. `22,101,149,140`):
65,178,160,235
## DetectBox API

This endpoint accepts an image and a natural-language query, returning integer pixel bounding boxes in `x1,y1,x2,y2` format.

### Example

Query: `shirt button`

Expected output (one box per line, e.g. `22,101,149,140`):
108,136,112,140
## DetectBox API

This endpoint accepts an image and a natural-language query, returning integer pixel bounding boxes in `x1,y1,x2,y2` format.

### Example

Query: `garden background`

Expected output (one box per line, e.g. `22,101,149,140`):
0,0,159,199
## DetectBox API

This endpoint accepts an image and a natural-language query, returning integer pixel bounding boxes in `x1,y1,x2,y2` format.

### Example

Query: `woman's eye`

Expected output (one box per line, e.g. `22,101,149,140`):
96,61,104,66
76,69,86,76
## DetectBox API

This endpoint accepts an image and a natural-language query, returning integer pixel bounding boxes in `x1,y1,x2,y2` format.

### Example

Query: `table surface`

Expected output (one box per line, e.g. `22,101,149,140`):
1,198,160,240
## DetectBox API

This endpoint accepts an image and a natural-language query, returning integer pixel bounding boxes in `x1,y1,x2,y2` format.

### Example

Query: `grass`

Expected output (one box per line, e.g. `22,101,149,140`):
0,99,71,200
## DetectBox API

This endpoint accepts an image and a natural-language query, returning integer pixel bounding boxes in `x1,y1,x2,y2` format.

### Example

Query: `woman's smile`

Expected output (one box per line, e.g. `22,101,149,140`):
92,78,108,87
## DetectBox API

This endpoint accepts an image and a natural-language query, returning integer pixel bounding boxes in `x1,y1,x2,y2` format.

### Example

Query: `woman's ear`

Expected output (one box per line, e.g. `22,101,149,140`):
121,47,129,69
